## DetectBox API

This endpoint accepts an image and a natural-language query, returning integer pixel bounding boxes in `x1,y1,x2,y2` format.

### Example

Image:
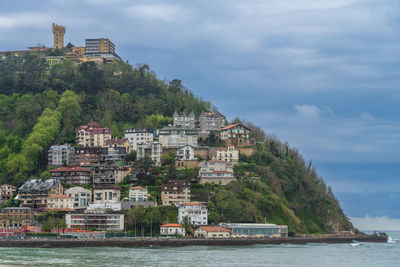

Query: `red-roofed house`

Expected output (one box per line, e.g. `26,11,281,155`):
49,166,91,185
46,195,74,210
198,160,235,185
75,121,112,147
219,123,250,147
194,226,231,238
160,223,185,236
129,186,148,202
0,185,16,204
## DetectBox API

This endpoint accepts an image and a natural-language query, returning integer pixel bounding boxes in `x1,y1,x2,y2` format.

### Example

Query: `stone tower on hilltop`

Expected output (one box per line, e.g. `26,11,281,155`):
52,23,65,49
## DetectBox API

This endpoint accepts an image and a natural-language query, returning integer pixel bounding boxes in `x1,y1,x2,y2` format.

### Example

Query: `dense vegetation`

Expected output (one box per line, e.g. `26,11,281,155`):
0,53,353,234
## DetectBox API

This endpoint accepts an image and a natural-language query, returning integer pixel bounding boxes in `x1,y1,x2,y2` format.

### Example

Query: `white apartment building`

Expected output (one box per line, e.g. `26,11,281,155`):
124,128,154,151
176,145,195,161
216,146,239,165
178,202,208,226
129,186,148,202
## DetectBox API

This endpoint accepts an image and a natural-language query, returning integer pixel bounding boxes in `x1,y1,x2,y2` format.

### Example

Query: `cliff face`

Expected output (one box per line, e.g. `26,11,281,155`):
0,55,353,233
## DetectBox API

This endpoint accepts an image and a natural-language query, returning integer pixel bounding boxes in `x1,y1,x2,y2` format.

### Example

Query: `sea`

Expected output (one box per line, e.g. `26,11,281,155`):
0,232,398,266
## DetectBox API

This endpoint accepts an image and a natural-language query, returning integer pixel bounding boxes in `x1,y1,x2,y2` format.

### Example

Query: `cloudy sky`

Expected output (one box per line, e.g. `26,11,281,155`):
2,0,400,230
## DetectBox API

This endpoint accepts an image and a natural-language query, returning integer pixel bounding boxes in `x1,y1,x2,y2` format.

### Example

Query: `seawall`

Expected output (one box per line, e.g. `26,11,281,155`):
0,234,387,248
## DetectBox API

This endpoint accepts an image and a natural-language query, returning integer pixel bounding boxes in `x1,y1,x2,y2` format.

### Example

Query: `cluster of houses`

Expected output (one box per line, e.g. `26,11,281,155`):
0,111,288,238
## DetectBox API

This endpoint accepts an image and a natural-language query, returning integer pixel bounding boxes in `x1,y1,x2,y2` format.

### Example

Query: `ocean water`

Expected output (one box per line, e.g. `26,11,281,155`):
0,233,398,266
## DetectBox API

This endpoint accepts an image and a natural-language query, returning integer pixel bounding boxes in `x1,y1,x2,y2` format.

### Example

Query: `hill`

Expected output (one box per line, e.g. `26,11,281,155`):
0,53,353,234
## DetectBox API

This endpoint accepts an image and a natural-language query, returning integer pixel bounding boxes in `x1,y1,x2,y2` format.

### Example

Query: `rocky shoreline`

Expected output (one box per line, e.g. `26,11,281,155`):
0,234,388,248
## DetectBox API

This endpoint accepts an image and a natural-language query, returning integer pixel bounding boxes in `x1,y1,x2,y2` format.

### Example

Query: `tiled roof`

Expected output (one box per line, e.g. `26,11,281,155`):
130,186,144,190
161,223,183,227
49,166,91,172
219,123,250,131
47,194,73,199
180,202,204,206
0,184,16,189
105,138,129,146
200,226,231,232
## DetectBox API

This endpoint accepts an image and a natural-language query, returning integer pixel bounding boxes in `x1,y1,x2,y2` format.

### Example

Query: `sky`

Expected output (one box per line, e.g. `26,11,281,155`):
1,0,400,230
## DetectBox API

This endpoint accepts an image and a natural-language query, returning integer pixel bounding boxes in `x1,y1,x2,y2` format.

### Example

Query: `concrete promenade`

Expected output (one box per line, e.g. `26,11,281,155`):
0,234,388,248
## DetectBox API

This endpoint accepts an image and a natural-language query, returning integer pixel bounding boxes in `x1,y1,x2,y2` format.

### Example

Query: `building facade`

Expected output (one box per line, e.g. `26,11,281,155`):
219,123,251,147
159,127,198,148
48,144,75,166
129,186,148,202
75,147,108,166
85,38,120,59
173,111,196,128
65,187,92,209
136,141,162,165
198,112,225,137
0,185,16,204
65,211,124,231
198,160,235,185
75,121,112,147
92,164,130,184
160,223,185,236
46,195,74,210
52,23,65,49
216,146,239,165
194,226,231,238
161,180,191,206
93,185,120,204
0,207,34,228
176,145,195,161
124,128,154,151
219,223,288,238
49,166,91,185
17,179,63,211
104,138,130,162
178,202,208,226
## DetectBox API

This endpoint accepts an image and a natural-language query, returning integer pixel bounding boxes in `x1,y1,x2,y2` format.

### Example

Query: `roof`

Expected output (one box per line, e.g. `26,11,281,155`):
0,184,16,189
219,123,250,131
47,194,73,199
200,226,231,232
130,186,144,190
49,166,91,173
105,138,129,146
180,202,204,207
161,223,184,227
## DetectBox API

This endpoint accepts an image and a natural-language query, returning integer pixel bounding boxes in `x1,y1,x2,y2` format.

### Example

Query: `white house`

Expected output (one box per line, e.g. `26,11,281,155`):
160,223,186,236
129,186,148,202
176,145,195,161
124,128,154,152
216,146,239,165
178,202,208,226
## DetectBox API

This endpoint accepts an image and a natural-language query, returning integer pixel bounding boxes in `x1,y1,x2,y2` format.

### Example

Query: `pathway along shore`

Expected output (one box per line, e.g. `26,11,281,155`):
0,234,388,248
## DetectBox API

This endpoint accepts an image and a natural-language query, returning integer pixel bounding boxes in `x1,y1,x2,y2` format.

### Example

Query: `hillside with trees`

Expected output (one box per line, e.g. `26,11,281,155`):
0,53,353,234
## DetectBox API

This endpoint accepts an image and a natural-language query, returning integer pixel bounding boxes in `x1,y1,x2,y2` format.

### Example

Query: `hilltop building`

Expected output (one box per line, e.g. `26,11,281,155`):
219,123,251,147
198,112,225,137
52,23,65,49
173,111,196,128
215,146,239,165
136,141,162,165
85,38,120,60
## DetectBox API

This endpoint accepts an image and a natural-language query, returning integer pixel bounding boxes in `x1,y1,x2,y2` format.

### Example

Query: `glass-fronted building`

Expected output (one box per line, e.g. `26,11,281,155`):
219,223,288,237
